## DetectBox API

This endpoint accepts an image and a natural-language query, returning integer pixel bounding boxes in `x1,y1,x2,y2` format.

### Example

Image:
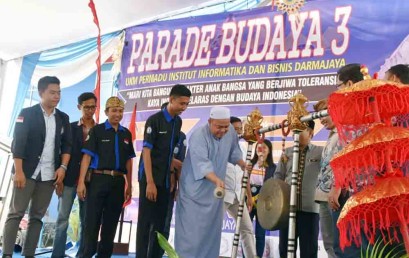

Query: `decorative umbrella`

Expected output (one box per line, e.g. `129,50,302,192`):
328,78,409,142
330,123,409,190
337,175,409,254
395,113,409,127
332,66,409,256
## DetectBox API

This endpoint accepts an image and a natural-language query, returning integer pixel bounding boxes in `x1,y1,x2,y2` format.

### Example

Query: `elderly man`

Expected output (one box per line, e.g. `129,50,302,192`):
175,106,246,258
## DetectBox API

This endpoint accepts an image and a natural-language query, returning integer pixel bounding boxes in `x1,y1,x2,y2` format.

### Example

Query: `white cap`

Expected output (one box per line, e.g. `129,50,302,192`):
210,106,230,119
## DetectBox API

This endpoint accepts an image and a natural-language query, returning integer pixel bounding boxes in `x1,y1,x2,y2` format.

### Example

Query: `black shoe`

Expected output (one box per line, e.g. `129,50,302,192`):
2,255,12,258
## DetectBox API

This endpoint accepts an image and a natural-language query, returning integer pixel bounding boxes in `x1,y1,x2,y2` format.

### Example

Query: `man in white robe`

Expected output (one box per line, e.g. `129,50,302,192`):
175,106,246,258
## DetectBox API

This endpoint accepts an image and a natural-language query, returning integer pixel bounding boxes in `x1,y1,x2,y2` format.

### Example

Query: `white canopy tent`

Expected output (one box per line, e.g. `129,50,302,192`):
0,0,268,138
0,0,269,61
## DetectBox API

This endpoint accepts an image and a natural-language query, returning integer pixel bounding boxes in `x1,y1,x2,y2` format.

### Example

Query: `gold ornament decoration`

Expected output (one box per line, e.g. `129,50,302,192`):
287,93,309,132
360,65,371,80
274,0,305,14
243,108,264,142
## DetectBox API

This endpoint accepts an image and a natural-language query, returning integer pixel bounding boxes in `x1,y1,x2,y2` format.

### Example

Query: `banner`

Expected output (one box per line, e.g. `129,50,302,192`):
119,1,409,256
119,0,409,146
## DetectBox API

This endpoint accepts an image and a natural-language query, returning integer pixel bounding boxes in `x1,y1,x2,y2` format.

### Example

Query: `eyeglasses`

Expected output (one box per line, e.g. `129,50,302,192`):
82,105,97,110
336,82,345,89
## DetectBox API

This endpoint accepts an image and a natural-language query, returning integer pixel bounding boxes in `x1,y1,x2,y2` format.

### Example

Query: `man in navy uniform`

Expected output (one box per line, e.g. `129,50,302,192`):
136,84,191,258
162,131,186,240
2,76,72,258
77,96,135,258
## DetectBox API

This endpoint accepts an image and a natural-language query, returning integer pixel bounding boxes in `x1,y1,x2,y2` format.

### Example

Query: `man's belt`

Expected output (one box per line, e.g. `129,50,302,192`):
93,169,124,177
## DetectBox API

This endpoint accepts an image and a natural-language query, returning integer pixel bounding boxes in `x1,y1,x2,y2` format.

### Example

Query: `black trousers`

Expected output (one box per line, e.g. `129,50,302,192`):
279,211,320,258
136,181,170,258
157,189,176,257
81,174,125,258
162,189,176,239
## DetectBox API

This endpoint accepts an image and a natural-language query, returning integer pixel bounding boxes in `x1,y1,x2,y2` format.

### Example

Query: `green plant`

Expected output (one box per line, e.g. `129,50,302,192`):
361,237,408,258
156,231,180,258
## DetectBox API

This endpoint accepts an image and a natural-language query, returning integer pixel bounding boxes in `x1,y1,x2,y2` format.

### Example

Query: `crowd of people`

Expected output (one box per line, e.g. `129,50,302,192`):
1,63,408,258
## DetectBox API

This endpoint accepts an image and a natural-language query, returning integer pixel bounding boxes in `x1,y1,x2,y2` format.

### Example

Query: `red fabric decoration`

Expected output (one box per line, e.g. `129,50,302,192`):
330,124,409,190
395,113,409,127
337,176,409,252
328,81,409,143
328,72,409,254
88,0,101,123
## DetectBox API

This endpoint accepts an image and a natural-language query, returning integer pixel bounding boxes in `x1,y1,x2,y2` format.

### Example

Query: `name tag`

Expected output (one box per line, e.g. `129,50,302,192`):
101,139,110,142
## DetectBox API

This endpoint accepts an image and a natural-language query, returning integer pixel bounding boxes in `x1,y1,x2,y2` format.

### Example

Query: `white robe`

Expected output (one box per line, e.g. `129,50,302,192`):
175,124,243,258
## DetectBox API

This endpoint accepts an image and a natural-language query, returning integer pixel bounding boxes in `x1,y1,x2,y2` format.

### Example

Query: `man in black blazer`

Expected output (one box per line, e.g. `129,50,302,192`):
2,76,72,258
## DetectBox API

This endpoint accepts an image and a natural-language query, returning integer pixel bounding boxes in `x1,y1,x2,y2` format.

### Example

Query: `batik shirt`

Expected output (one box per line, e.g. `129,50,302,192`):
317,129,341,193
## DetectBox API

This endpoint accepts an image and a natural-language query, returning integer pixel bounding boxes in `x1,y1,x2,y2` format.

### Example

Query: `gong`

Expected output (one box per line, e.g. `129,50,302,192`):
257,178,290,230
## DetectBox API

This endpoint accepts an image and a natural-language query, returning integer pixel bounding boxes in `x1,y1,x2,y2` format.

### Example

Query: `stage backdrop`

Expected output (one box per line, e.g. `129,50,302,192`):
119,0,409,256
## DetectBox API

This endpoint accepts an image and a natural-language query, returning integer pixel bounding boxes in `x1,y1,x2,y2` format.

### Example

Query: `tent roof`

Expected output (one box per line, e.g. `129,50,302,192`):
0,0,236,61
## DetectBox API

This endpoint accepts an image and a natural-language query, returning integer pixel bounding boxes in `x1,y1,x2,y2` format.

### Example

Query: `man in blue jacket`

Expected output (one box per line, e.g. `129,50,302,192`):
2,76,72,258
